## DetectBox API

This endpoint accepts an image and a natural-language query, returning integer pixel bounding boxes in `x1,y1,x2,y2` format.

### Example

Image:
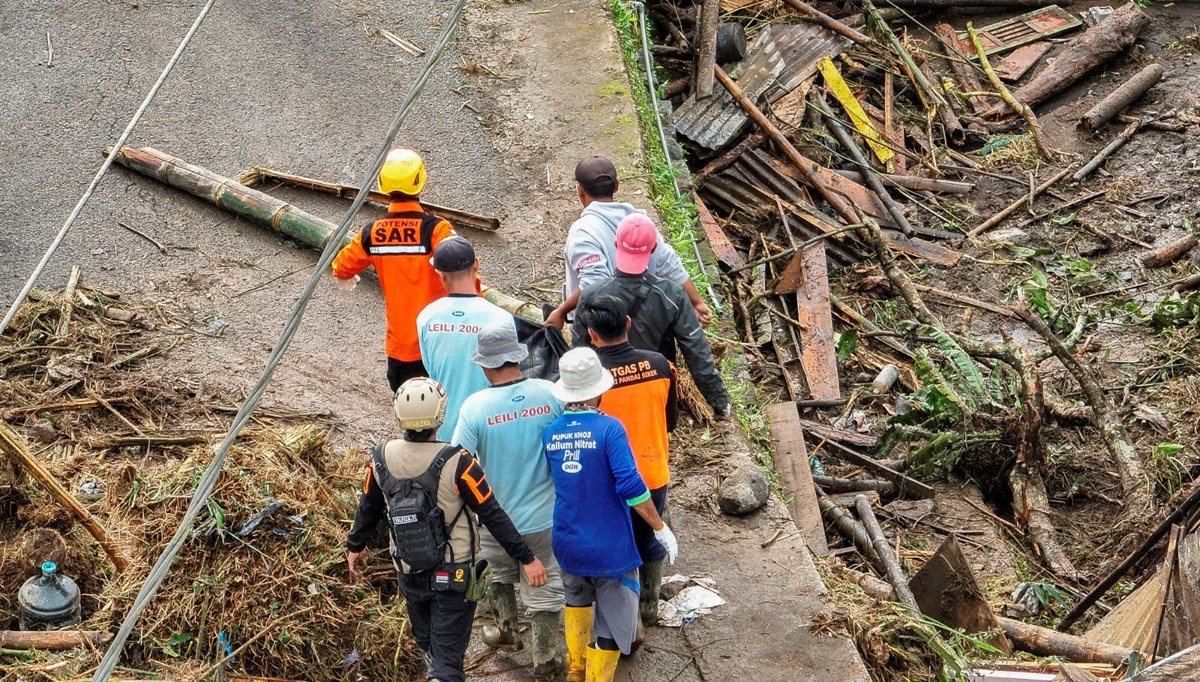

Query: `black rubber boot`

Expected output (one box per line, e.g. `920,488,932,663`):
530,610,564,677
639,560,665,626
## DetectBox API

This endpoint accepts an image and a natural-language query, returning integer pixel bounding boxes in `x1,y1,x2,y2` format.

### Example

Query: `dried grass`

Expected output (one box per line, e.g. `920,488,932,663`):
0,288,419,680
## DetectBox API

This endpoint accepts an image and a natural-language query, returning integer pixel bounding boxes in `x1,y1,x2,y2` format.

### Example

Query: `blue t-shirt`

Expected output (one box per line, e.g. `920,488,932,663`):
452,378,563,535
417,294,515,440
543,409,651,578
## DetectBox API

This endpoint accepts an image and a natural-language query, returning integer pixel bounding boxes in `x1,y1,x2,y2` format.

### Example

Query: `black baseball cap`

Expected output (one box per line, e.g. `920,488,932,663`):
574,155,618,197
430,236,476,272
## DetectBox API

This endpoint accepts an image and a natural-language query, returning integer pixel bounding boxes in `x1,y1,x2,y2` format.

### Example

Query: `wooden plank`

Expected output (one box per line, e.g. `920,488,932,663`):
766,402,829,555
794,243,841,401
692,192,745,269
818,437,936,500
996,42,1050,82
910,536,1013,653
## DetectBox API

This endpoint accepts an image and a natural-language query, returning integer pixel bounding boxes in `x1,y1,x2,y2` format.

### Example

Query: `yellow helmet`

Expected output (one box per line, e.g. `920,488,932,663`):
378,149,426,196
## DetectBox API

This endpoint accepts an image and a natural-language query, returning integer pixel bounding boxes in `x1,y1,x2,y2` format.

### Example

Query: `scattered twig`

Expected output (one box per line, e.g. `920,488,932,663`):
118,221,168,254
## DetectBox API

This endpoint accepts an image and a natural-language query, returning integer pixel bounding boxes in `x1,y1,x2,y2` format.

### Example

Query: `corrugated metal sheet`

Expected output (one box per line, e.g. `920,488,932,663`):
676,24,850,151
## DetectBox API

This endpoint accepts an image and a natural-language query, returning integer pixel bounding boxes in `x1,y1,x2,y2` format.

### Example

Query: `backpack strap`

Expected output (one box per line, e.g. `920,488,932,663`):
370,443,396,494
419,444,472,565
627,277,653,319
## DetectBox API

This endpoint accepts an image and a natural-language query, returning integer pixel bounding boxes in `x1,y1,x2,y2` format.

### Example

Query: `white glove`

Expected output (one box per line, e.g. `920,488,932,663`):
334,275,360,292
654,524,679,565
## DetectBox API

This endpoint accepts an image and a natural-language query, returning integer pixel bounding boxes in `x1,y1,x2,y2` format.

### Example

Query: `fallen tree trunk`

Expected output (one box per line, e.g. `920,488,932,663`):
0,630,114,651
1079,64,1165,133
1001,3,1151,114
0,423,130,573
999,617,1138,665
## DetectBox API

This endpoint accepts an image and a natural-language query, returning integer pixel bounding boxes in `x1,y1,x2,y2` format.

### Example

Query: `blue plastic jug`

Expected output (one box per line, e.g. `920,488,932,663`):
18,562,81,630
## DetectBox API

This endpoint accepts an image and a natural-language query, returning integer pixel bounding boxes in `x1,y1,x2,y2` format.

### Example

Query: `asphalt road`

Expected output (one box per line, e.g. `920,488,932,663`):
0,0,506,434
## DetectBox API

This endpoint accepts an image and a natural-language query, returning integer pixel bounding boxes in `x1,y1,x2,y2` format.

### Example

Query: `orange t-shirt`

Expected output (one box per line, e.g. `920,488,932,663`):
332,202,454,362
596,343,678,489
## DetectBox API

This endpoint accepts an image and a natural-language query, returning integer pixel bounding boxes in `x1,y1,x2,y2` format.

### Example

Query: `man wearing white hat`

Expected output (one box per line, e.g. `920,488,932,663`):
542,347,679,682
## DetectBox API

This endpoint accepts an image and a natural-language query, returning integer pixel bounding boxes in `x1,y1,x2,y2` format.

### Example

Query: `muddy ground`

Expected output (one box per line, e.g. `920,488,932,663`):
0,0,864,680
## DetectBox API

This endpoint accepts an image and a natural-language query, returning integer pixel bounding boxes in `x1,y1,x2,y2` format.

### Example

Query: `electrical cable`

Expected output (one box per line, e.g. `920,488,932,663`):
0,0,218,336
87,0,469,677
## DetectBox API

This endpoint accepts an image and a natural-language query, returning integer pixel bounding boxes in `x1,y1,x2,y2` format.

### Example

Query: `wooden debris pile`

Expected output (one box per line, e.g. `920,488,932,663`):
644,0,1200,677
0,285,419,680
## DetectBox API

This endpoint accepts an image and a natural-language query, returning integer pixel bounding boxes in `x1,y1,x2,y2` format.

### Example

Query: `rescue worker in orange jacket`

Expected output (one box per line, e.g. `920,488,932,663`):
331,149,458,392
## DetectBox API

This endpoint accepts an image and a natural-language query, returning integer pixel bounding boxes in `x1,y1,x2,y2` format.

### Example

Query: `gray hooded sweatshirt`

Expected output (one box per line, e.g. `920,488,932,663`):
562,201,688,299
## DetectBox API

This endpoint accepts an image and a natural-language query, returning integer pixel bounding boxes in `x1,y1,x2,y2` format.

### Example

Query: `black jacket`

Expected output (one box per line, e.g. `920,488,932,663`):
346,446,534,566
574,271,729,412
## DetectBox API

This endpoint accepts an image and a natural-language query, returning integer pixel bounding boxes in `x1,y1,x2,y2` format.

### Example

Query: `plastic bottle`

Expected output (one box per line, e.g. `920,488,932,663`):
18,561,81,630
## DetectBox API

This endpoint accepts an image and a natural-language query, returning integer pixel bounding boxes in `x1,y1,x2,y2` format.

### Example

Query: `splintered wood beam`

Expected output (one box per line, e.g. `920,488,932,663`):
766,402,829,555
792,244,841,401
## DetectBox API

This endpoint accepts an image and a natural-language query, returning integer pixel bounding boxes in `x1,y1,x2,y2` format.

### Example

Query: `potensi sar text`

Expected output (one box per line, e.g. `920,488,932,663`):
485,403,554,426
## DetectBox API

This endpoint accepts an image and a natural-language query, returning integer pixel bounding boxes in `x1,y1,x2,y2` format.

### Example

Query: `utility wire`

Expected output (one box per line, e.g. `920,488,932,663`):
0,0,218,336
88,0,469,678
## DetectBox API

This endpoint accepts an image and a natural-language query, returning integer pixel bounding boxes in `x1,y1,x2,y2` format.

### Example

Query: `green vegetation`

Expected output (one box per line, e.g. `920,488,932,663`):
608,0,711,297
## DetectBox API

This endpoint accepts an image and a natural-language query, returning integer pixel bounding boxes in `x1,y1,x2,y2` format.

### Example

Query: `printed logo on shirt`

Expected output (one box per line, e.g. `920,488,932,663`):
452,310,465,317
611,360,657,385
576,253,603,271
368,218,428,255
426,322,486,334
486,404,553,426
562,460,582,474
512,395,526,402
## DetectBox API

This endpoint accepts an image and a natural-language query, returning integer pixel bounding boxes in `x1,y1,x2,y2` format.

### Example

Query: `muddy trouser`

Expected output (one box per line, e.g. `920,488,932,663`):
387,357,427,393
480,527,564,613
399,568,477,682
563,569,641,654
630,486,668,563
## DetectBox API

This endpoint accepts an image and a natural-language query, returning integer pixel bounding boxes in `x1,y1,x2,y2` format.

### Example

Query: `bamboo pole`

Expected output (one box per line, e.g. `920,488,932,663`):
0,423,129,572
855,495,919,611
817,492,880,564
967,22,1052,159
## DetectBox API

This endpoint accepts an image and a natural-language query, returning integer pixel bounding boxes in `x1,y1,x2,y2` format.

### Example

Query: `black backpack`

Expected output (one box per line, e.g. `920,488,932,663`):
372,443,466,572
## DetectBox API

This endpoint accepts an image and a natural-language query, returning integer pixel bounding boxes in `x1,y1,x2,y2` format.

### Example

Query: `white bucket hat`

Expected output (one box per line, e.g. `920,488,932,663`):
552,347,614,403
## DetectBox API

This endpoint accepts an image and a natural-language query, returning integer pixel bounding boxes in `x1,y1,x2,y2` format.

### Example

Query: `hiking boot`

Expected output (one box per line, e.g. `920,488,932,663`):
480,582,522,651
639,560,664,627
530,610,564,677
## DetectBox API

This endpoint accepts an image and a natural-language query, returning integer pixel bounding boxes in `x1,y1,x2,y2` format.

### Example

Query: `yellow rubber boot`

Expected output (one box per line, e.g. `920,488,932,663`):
564,606,593,682
585,646,621,682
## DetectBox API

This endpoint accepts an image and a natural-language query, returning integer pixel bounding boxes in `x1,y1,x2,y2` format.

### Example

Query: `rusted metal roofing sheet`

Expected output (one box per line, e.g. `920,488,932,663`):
676,23,849,150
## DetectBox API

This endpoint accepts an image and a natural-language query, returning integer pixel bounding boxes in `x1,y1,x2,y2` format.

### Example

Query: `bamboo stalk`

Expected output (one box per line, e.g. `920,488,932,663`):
812,475,897,496
855,495,919,611
966,22,1051,159
0,423,129,572
817,492,880,564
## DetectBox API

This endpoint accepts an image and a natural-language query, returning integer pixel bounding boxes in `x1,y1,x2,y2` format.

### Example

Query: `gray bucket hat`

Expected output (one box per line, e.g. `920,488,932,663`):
470,322,529,368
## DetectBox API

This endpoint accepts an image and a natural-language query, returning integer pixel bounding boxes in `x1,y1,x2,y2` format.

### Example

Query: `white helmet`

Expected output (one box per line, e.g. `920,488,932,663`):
393,378,448,431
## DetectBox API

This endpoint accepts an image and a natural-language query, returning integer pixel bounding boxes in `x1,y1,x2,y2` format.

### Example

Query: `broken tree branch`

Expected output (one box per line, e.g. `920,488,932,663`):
998,617,1138,665
0,630,114,651
694,0,719,97
1079,64,1165,133
1010,301,1155,519
967,22,1052,159
813,475,898,496
779,0,876,47
934,23,990,117
818,491,881,564
1140,233,1198,269
0,423,130,572
1074,118,1147,181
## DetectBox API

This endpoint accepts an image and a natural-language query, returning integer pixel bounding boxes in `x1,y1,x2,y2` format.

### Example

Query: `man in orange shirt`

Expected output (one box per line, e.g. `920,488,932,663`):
577,294,677,629
331,149,457,392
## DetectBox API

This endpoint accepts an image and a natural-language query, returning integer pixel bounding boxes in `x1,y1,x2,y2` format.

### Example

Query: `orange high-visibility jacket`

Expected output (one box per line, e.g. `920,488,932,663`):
596,343,679,490
332,201,455,362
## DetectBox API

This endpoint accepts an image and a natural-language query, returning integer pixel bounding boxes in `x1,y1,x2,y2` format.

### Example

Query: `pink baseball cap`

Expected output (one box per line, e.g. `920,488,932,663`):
614,214,658,274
